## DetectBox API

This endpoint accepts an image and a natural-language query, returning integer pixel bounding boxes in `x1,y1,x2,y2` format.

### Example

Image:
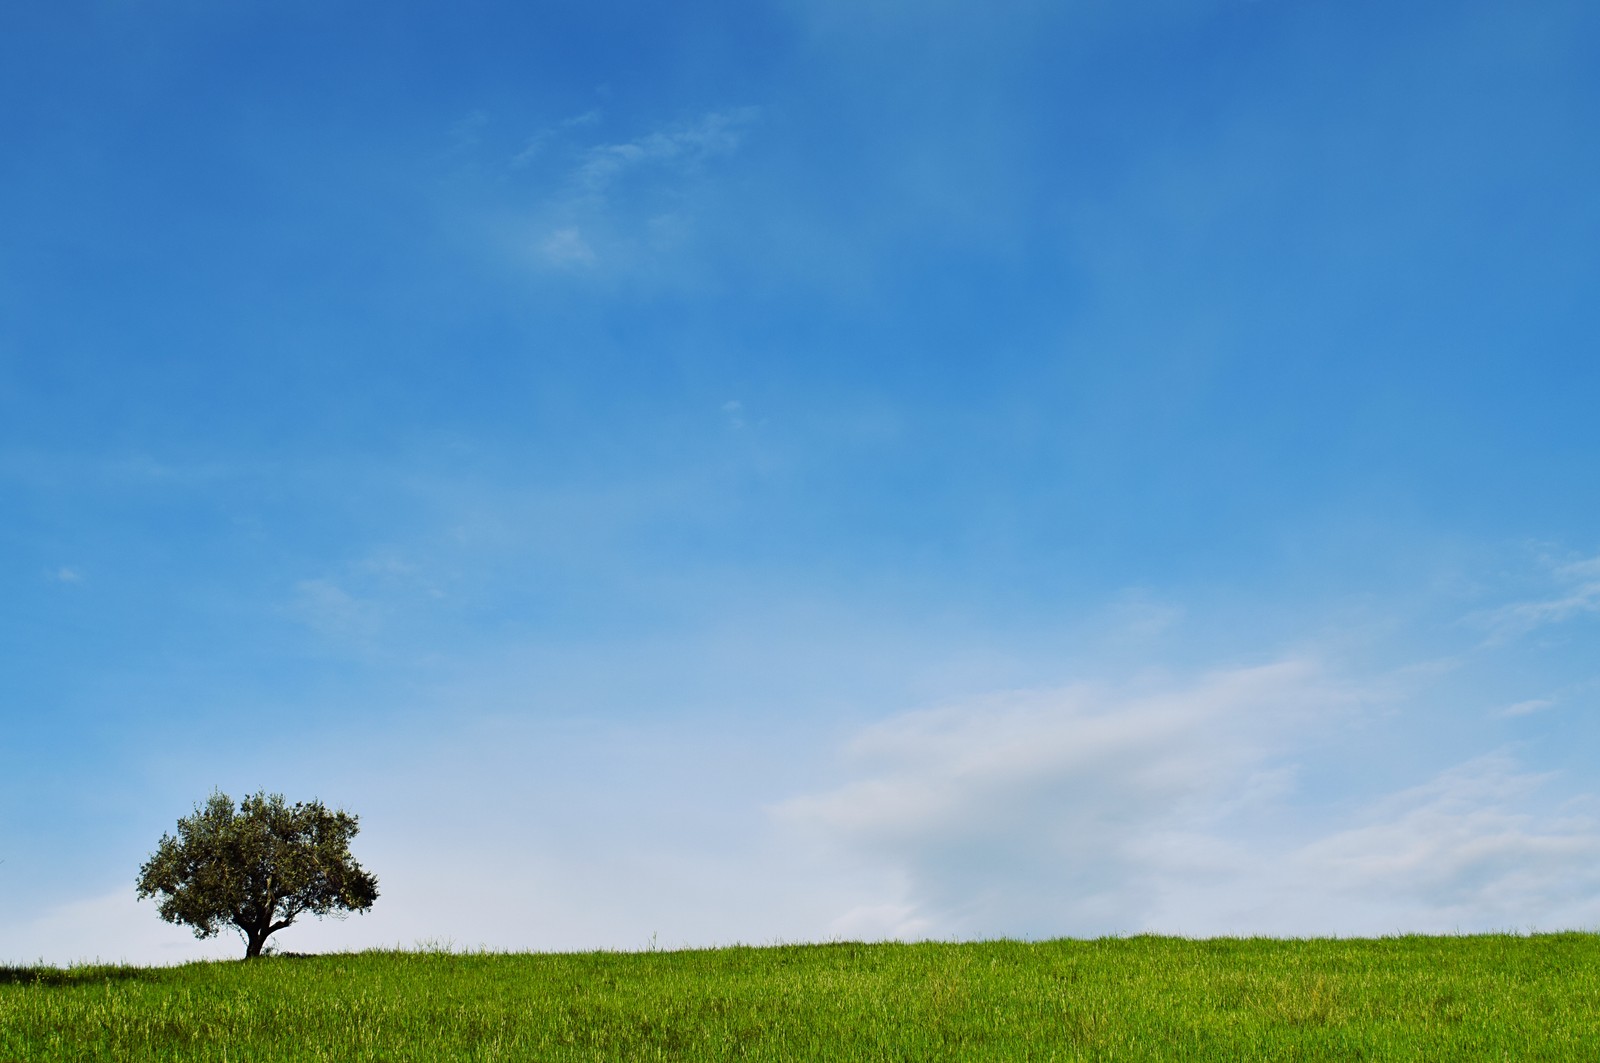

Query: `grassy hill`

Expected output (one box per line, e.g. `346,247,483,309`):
3,934,1597,1060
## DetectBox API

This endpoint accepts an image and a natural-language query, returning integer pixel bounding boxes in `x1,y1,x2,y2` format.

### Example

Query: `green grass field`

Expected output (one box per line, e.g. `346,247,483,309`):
2,934,1596,1061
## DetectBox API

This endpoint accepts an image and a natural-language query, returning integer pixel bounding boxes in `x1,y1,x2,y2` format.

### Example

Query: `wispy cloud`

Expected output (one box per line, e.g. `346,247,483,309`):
511,108,604,169
568,109,755,197
1269,756,1600,932
539,227,597,268
290,578,384,644
775,661,1355,936
777,662,1600,937
501,107,758,274
1473,552,1600,641
285,548,448,652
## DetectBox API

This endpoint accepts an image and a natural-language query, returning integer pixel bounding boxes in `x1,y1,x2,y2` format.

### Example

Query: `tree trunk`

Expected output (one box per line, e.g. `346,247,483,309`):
244,928,269,959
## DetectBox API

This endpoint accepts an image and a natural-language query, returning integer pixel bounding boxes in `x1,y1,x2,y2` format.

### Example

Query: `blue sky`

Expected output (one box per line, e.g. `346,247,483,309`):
3,0,1599,962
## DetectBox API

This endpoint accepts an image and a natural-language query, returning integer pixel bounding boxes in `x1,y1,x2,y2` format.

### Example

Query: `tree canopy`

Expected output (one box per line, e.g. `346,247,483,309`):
136,791,379,958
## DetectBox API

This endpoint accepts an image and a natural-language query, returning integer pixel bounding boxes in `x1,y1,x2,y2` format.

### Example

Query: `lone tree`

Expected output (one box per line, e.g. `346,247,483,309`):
136,791,379,959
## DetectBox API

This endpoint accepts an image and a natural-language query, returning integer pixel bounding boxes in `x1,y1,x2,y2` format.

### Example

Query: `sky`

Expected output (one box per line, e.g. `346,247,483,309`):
2,0,1599,964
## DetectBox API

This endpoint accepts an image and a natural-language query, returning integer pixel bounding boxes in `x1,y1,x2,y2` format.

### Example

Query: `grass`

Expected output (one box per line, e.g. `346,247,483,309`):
2,934,1597,1061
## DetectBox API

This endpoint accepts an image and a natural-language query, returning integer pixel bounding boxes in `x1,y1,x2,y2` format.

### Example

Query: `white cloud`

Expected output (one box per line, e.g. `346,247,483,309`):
1499,698,1555,718
1473,552,1600,640
776,661,1350,936
511,109,605,169
289,578,381,643
1253,757,1600,934
539,226,597,268
0,891,238,967
777,663,1600,938
570,109,755,196
282,549,449,652
504,107,759,279
51,566,83,584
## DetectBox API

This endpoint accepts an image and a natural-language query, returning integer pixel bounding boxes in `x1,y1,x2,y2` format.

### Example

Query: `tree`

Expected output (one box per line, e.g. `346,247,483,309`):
136,791,379,959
